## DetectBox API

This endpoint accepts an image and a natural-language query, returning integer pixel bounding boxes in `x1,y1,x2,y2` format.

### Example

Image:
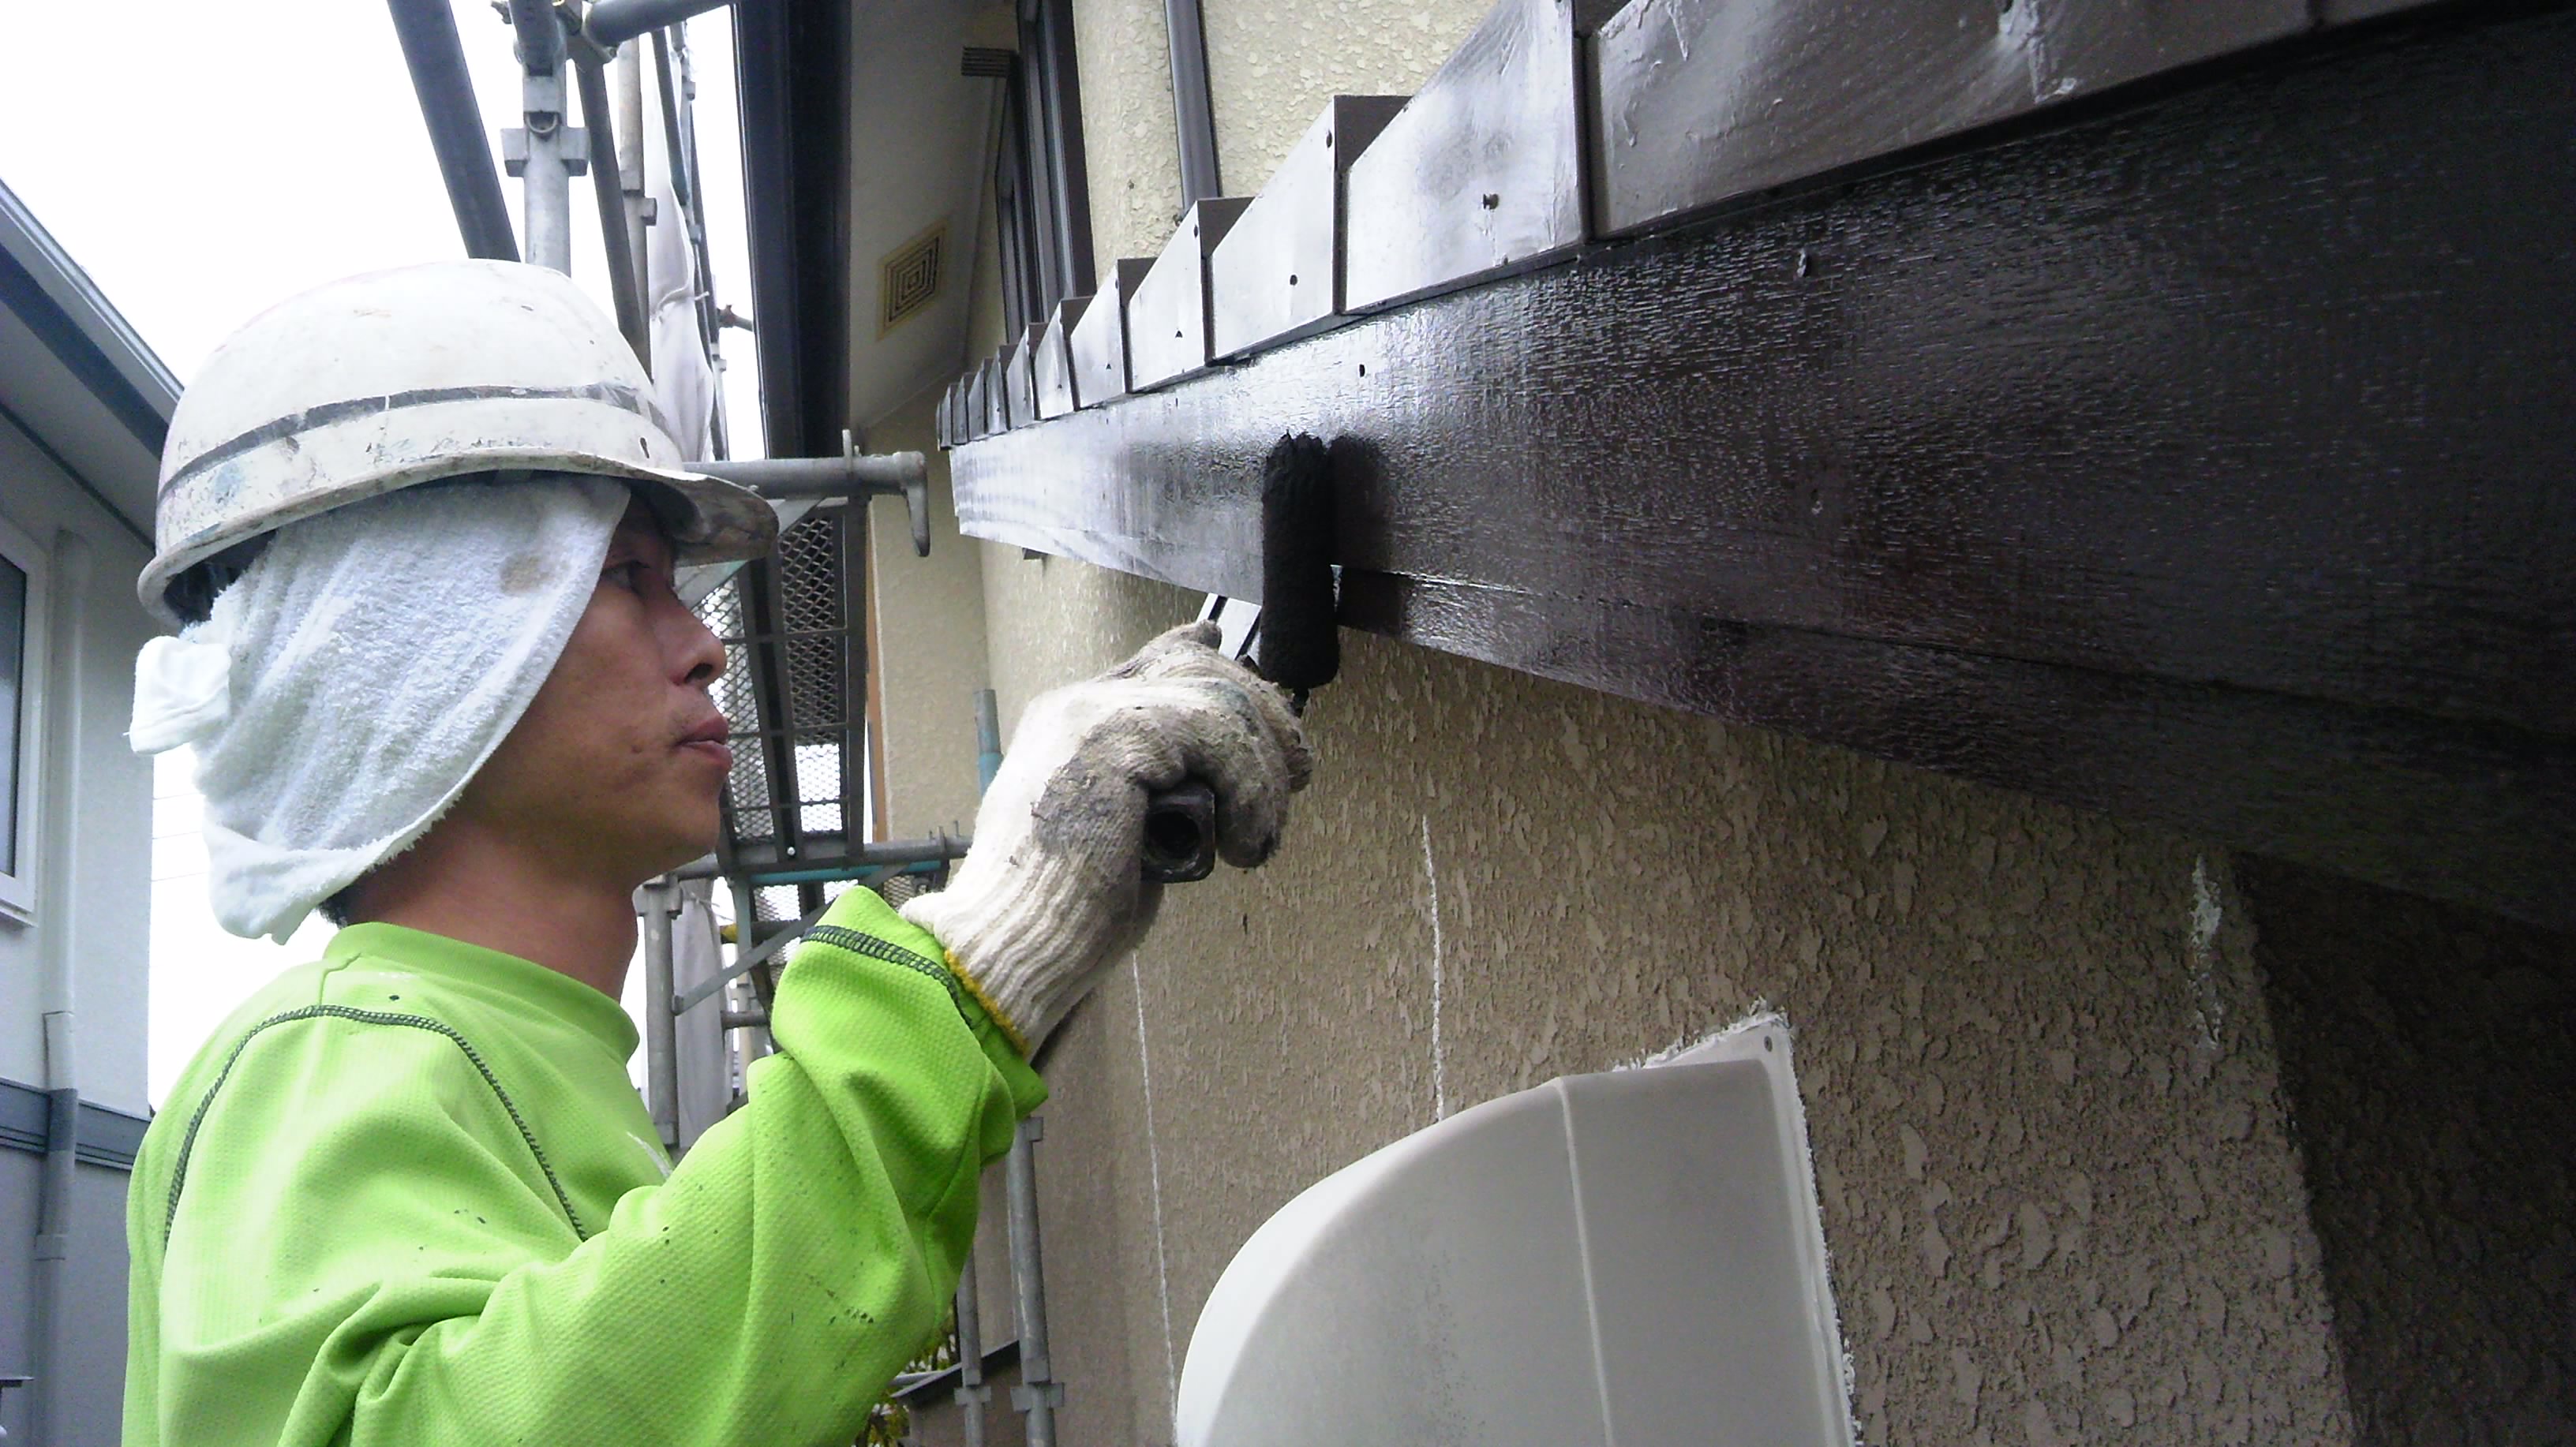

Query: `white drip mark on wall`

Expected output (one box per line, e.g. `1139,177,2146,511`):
2188,856,2226,1052
1130,954,1181,1429
1421,813,1448,1121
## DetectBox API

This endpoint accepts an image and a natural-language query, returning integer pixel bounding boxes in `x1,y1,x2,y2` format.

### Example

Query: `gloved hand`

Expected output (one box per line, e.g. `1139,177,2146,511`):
901,622,1314,1053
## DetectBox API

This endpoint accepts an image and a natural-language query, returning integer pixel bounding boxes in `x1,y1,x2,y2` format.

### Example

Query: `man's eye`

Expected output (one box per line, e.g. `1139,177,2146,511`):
603,560,642,590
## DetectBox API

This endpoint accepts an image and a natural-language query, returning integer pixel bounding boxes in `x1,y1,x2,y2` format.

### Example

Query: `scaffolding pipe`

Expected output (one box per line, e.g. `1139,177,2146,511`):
28,530,92,1447
616,41,652,349
975,690,1002,795
647,28,696,212
974,694,1061,1445
666,832,969,882
639,880,680,1149
697,439,934,556
574,45,650,362
1005,1117,1062,1446
652,27,728,378
507,0,578,272
698,451,925,497
954,1249,990,1447
670,895,830,1016
734,859,945,889
386,0,521,261
586,0,732,48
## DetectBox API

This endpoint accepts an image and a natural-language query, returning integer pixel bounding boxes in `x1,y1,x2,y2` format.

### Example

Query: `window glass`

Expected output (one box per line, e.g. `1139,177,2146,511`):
0,553,22,876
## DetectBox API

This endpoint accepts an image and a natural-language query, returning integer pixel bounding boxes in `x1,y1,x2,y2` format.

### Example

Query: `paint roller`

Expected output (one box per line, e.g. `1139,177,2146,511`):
1139,432,1339,884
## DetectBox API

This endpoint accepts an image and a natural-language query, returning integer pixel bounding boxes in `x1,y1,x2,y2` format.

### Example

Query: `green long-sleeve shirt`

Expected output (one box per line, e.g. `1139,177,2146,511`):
124,885,1045,1446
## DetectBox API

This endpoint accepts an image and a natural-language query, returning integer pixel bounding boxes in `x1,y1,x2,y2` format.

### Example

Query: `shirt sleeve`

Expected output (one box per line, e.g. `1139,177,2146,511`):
135,888,1047,1447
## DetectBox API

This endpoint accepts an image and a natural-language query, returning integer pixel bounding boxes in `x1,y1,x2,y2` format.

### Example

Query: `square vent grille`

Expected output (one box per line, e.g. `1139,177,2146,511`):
879,224,945,335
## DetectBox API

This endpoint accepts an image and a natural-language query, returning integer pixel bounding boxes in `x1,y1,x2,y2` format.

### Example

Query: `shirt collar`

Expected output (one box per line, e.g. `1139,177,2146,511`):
324,922,641,1059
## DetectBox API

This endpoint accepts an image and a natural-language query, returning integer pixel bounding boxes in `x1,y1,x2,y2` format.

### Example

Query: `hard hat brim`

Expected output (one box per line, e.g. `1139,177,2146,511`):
139,386,781,628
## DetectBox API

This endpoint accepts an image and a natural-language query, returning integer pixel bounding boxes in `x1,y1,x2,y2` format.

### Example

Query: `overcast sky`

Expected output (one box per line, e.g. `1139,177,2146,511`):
0,0,766,1104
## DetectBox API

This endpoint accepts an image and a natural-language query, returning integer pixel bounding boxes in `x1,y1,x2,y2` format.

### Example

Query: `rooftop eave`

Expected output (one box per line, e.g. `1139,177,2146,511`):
0,176,178,540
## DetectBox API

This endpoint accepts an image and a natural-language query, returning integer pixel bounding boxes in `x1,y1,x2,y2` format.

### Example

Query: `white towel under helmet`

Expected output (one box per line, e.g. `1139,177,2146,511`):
129,475,631,942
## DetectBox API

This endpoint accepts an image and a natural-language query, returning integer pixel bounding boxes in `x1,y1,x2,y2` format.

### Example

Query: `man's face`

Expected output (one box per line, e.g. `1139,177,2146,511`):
456,495,732,884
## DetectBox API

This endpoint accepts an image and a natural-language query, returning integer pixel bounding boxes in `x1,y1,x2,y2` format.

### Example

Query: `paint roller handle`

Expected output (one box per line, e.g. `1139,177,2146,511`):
1140,781,1218,884
1140,431,1336,887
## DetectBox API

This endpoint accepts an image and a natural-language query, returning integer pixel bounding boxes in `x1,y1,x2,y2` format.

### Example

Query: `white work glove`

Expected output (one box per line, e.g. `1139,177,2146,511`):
901,622,1314,1053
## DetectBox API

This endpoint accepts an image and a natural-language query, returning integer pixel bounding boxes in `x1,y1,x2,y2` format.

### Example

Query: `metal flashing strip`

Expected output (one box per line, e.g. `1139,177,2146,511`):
1126,197,1251,391
1208,95,1408,358
0,1078,149,1172
1339,0,1586,312
1035,297,1089,417
930,0,2464,428
947,8,2576,931
1069,258,1153,410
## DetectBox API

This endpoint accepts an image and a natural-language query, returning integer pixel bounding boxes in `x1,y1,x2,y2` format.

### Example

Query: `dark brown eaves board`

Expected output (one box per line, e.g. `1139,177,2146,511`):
949,7,2576,929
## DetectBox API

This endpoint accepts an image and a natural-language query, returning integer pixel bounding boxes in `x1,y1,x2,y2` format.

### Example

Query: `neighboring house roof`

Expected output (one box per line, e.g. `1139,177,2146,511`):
0,176,178,544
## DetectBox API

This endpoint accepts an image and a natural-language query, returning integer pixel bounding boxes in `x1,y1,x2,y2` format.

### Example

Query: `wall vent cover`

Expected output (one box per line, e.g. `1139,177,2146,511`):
879,225,945,336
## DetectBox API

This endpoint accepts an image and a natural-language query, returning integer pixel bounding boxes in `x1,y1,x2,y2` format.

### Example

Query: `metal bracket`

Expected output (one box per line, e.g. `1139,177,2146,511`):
500,123,591,177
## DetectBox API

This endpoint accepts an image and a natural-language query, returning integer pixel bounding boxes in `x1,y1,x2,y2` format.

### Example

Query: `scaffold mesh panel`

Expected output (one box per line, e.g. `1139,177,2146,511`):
775,511,848,733
694,576,774,828
794,735,844,835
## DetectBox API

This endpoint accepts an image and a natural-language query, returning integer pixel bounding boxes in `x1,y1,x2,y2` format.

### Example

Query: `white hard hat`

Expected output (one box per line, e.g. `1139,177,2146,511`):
139,259,775,626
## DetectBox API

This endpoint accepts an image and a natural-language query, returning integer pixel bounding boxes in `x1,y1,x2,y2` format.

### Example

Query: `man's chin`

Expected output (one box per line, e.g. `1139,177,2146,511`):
623,814,723,885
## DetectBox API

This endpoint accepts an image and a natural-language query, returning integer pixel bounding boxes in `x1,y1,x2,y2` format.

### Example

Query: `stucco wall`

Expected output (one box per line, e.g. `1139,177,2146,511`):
1196,0,1495,199
956,568,2361,1445
863,383,994,840
1068,0,1494,277
2241,858,2576,1445
1069,0,1187,272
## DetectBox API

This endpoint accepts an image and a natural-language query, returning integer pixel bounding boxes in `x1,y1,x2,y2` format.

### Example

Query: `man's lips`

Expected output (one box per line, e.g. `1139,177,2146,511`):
677,717,733,769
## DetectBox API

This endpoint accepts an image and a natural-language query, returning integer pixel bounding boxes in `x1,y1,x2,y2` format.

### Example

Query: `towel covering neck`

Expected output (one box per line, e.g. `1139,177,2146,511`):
130,475,631,941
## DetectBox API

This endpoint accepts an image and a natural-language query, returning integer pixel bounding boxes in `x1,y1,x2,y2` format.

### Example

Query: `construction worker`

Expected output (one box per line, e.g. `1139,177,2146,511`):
119,260,1312,1445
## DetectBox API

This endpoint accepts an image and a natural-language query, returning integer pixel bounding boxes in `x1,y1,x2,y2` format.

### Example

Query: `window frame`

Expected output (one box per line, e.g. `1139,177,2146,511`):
0,511,51,925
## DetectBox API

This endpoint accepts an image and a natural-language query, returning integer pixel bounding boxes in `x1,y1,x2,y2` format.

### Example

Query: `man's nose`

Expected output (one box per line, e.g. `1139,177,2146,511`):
667,600,726,686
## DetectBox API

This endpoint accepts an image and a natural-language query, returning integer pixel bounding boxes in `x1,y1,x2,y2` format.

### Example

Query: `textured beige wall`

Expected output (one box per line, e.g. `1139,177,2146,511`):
1198,0,1494,196
2242,860,2576,1445
1079,0,1492,268
957,574,2358,1447
1069,0,1188,271
862,384,994,839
